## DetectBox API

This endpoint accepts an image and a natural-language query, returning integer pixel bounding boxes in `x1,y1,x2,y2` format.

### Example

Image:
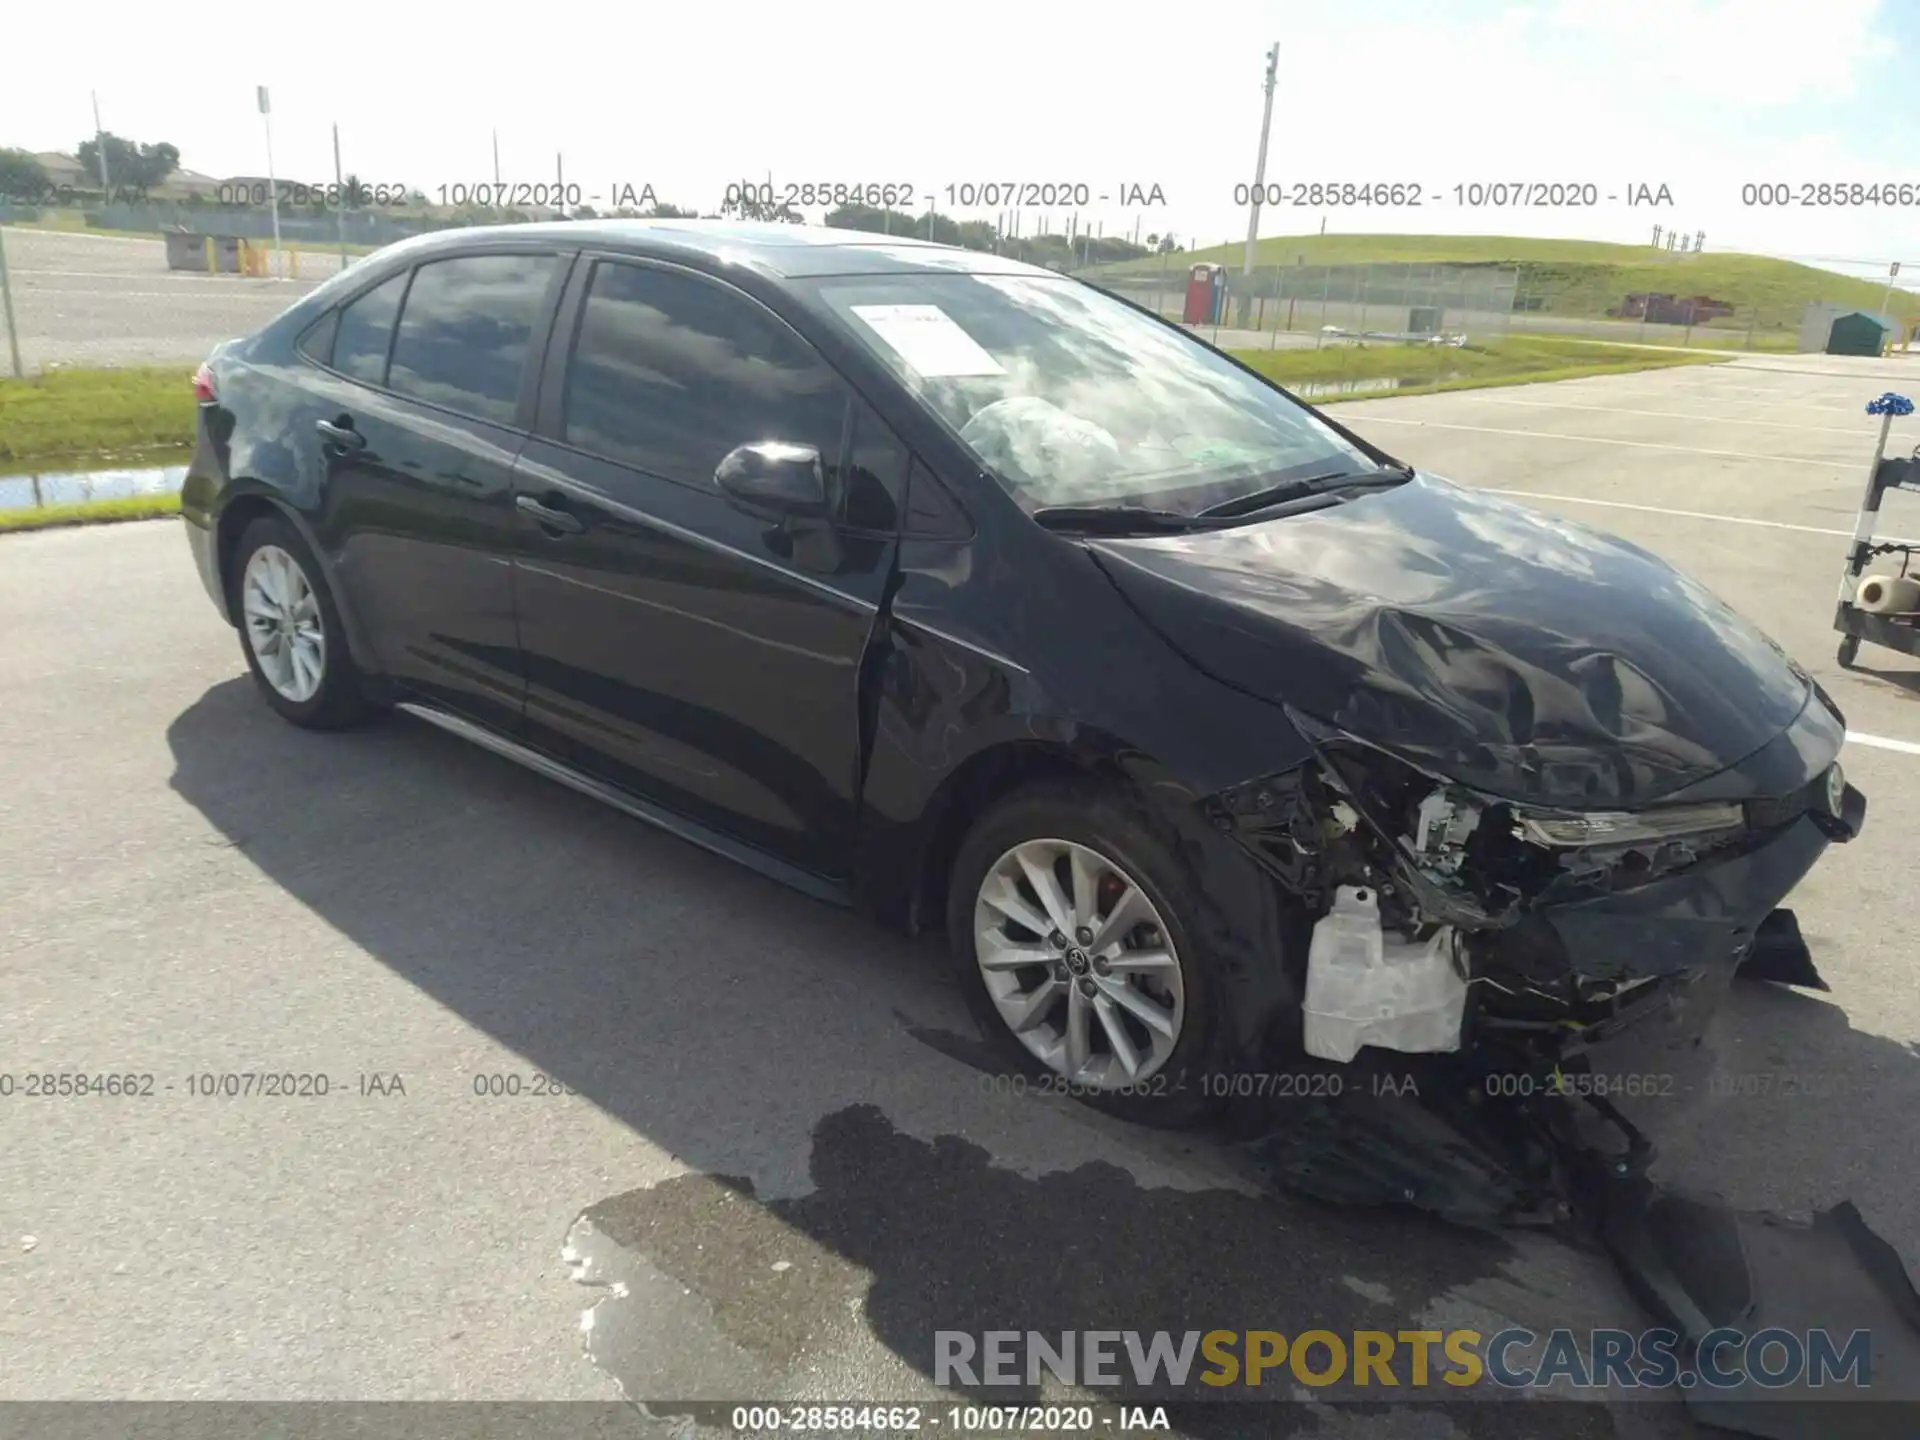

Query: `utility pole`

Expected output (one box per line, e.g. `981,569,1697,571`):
91,90,111,194
258,87,283,278
1879,262,1901,327
332,123,347,265
1238,42,1279,326
0,227,23,378
492,130,501,187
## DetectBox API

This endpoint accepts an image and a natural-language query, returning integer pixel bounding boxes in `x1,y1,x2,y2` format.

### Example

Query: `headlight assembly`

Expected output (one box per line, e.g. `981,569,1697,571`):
1512,802,1746,849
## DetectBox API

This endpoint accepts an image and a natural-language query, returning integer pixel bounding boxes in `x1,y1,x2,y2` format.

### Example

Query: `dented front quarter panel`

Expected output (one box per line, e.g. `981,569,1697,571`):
851,515,1319,1059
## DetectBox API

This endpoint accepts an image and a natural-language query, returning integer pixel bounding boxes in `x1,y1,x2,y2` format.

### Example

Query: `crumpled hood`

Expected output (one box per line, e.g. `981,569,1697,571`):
1088,473,1813,807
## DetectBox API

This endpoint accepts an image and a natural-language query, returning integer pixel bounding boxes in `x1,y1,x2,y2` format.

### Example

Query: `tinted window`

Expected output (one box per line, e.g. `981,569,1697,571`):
296,310,338,366
332,272,408,384
564,261,848,486
903,460,972,540
387,253,560,425
841,403,906,531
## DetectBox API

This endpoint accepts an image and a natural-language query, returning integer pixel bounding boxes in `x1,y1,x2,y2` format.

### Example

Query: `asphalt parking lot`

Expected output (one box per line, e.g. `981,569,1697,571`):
3,351,1918,1434
0,228,338,370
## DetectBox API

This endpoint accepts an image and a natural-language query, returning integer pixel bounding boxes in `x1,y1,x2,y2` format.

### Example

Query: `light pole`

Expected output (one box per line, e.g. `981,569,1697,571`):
1239,42,1279,327
332,123,348,265
90,90,112,196
258,87,283,278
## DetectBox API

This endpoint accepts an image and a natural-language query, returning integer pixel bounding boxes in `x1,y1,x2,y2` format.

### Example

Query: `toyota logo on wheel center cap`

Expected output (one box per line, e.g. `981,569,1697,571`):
1065,948,1091,975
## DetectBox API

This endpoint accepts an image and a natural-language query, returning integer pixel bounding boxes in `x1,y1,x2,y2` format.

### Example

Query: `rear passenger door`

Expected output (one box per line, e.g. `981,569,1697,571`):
510,256,907,878
306,248,571,734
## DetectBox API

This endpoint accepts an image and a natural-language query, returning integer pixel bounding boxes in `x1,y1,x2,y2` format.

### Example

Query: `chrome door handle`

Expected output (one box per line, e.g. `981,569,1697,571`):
516,494,585,535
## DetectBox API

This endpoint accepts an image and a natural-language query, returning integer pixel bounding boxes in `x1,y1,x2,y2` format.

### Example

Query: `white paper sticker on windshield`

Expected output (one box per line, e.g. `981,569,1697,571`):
850,304,1006,378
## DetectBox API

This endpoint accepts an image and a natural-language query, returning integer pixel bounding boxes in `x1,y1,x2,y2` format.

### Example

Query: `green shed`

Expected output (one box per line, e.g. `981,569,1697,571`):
1826,311,1892,357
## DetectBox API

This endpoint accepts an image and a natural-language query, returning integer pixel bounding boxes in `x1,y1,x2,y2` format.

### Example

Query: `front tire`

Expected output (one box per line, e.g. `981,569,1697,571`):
946,779,1227,1128
230,514,374,730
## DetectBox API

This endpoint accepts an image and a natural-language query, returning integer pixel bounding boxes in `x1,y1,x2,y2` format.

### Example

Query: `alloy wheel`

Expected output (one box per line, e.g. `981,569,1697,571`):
973,838,1186,1088
241,544,327,704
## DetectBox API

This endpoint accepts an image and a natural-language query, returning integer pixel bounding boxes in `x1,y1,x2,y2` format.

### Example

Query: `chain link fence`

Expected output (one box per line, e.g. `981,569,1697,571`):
1069,257,1521,349
0,222,359,375
0,201,1894,381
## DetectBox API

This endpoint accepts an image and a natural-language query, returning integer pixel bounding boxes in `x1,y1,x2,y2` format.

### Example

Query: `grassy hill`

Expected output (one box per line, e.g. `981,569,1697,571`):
1092,233,1917,331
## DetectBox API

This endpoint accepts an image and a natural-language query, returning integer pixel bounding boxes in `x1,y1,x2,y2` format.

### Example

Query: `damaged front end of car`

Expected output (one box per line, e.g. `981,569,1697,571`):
1199,683,1866,1231
1198,692,1920,1434
1211,698,1863,1082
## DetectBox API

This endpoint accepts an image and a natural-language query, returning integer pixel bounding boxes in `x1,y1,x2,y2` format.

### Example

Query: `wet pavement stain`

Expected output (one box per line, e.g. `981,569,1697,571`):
566,1103,1624,1438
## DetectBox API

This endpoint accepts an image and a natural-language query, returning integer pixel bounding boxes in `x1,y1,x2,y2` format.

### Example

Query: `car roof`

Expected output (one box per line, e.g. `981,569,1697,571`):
378,219,1064,280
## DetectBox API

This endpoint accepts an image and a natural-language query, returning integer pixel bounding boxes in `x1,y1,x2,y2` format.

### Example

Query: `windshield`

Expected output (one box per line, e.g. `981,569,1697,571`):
807,272,1383,514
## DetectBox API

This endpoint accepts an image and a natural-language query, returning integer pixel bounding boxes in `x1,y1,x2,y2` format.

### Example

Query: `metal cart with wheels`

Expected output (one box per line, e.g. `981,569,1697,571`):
1834,391,1920,669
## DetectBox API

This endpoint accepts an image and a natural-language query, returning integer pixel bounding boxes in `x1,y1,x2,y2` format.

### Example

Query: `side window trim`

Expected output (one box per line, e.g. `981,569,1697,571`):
901,460,976,542
301,262,413,389
294,309,340,368
300,247,572,434
376,265,419,391
838,398,910,539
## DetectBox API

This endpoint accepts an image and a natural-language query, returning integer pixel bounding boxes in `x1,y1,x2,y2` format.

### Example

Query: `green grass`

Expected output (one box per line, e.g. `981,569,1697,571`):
0,367,196,472
1099,232,1920,336
1225,332,1718,397
0,492,180,532
0,339,1708,532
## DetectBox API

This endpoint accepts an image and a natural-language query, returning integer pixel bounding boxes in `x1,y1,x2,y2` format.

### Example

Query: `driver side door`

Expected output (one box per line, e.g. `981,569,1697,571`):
509,256,908,881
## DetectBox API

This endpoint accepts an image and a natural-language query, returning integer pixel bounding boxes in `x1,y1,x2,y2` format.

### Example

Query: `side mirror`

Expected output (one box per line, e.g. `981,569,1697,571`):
714,442,828,522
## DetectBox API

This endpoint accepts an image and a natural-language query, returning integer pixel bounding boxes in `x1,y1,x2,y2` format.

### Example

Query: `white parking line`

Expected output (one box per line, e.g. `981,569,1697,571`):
1345,415,1855,467
1477,488,1877,537
1847,731,1920,756
12,290,300,302
1484,487,1920,545
15,269,307,284
0,226,157,243
1448,395,1902,437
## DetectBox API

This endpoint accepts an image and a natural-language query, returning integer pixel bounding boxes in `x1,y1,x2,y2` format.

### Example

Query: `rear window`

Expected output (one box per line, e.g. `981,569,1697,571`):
295,310,338,366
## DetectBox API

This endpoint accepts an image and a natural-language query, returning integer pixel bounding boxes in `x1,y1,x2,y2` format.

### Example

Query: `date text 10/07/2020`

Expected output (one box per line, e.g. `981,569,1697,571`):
977,1070,1420,1101
1231,181,1675,208
722,181,1168,212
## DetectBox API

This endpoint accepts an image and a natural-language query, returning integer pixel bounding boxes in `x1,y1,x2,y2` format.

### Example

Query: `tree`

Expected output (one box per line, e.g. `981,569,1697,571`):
1156,233,1179,254
0,148,51,198
719,190,802,224
74,133,179,190
644,201,698,218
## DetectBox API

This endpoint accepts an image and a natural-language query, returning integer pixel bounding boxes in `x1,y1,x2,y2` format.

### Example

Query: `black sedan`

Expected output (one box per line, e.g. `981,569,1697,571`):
181,220,1863,1129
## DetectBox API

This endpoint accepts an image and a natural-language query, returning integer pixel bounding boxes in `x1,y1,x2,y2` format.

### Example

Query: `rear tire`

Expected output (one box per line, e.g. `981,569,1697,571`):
230,514,375,731
945,779,1228,1129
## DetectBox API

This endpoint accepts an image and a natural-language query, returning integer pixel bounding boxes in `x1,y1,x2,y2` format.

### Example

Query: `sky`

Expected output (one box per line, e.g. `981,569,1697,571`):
4,0,1918,285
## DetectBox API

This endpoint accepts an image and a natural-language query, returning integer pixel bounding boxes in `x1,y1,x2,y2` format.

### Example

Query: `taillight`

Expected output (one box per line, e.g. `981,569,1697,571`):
192,362,217,402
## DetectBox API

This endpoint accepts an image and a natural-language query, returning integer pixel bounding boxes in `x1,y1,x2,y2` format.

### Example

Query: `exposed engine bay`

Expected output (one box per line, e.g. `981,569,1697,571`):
1188,729,1920,1437
1205,730,1859,1079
